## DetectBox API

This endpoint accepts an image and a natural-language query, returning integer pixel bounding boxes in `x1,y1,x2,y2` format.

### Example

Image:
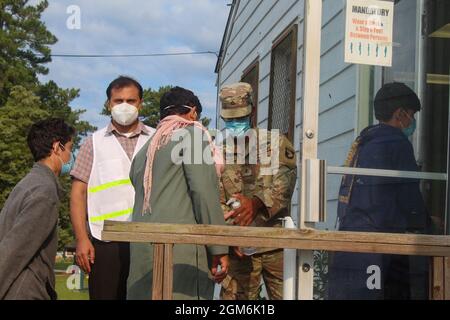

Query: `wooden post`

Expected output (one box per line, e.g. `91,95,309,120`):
152,244,165,300
431,257,450,300
151,243,174,300
445,257,450,299
163,244,174,300
432,257,446,300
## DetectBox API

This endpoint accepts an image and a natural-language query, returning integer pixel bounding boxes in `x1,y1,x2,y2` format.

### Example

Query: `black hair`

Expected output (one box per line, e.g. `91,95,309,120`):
27,118,76,162
106,76,143,100
374,82,421,122
159,86,203,120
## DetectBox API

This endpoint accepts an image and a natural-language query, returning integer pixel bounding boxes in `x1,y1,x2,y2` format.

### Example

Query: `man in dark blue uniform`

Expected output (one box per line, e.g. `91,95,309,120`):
328,82,429,300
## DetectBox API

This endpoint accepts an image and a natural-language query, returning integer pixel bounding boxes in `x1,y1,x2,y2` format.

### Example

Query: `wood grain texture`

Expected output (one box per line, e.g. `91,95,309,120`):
445,257,450,300
151,244,164,300
102,221,450,257
163,244,173,300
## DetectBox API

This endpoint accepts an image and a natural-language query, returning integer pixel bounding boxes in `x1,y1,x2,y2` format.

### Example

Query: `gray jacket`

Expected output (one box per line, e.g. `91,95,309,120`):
0,163,62,300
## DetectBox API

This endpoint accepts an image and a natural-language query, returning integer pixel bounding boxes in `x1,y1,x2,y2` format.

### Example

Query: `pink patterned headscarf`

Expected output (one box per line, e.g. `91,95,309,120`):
142,114,224,215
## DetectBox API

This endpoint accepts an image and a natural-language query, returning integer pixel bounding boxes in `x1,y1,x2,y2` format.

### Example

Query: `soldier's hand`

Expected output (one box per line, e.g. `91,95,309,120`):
211,254,229,284
229,194,262,226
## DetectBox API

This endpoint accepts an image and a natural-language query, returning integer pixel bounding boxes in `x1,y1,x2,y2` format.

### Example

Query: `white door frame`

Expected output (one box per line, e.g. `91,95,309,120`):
297,0,323,300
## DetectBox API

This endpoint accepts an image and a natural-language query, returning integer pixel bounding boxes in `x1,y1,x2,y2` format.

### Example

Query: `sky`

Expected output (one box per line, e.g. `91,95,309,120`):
37,0,230,130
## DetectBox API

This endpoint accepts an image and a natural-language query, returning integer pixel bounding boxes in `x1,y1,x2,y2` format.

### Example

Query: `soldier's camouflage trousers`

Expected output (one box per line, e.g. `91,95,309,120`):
220,249,283,300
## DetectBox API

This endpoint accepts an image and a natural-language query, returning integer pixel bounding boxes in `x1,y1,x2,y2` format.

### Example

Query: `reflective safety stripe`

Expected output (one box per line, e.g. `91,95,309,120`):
89,208,133,223
88,179,132,194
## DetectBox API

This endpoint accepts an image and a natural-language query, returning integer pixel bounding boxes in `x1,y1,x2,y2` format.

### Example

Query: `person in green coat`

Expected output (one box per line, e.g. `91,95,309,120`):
127,86,229,300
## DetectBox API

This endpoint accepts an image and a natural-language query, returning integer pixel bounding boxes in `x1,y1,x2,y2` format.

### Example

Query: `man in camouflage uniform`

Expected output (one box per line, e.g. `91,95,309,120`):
218,82,297,300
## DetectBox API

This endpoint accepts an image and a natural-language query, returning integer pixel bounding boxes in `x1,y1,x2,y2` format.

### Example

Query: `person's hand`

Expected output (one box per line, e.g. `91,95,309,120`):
232,247,245,259
211,254,229,284
75,237,95,274
224,194,262,226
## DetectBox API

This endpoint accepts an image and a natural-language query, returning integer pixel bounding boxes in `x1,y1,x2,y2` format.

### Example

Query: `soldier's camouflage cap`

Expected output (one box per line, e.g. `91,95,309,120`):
219,82,253,119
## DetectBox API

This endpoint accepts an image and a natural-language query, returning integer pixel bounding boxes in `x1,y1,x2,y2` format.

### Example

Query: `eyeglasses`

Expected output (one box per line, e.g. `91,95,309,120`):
402,109,415,121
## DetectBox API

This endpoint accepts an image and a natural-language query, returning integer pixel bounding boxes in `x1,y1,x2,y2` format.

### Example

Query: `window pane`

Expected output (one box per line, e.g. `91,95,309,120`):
313,250,431,300
317,0,450,238
242,63,259,128
269,27,296,141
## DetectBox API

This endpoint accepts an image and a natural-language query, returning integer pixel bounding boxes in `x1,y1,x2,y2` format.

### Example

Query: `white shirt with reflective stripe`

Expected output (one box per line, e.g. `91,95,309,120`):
87,126,153,240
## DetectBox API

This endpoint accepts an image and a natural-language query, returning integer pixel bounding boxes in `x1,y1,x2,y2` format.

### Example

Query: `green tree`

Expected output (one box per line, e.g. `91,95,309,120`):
0,1,96,251
37,80,96,148
0,86,49,205
141,85,172,127
0,0,57,105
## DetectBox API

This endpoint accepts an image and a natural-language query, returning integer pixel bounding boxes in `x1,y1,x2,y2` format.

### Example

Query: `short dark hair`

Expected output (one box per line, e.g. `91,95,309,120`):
160,86,203,120
106,76,143,100
374,82,421,121
27,118,76,162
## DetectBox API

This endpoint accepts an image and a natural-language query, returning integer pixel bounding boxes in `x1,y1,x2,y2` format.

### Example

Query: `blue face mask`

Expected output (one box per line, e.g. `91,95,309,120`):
401,110,417,138
61,152,75,175
224,117,251,137
59,143,75,176
403,118,417,138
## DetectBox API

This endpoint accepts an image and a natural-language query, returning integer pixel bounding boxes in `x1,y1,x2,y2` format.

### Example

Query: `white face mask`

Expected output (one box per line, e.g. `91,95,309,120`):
111,102,139,126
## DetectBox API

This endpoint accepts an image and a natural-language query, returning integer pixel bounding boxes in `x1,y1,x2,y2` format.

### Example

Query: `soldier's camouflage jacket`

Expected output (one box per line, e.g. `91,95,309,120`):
219,129,297,253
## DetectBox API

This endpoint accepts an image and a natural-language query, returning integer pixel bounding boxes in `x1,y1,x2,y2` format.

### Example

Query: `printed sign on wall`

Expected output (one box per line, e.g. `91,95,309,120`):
345,0,394,67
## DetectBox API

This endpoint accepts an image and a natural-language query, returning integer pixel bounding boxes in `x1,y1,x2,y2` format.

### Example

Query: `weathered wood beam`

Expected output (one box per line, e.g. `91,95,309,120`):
163,244,173,300
103,221,450,257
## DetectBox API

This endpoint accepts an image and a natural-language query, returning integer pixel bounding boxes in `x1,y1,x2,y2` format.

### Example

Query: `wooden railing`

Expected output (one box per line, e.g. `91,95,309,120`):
102,221,450,300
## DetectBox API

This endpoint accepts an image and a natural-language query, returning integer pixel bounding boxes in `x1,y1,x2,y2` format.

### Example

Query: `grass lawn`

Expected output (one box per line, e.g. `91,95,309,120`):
54,257,89,300
55,273,89,300
55,261,73,271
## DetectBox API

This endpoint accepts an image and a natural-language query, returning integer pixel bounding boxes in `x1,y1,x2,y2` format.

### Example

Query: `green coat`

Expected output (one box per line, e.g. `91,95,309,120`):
127,126,228,300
